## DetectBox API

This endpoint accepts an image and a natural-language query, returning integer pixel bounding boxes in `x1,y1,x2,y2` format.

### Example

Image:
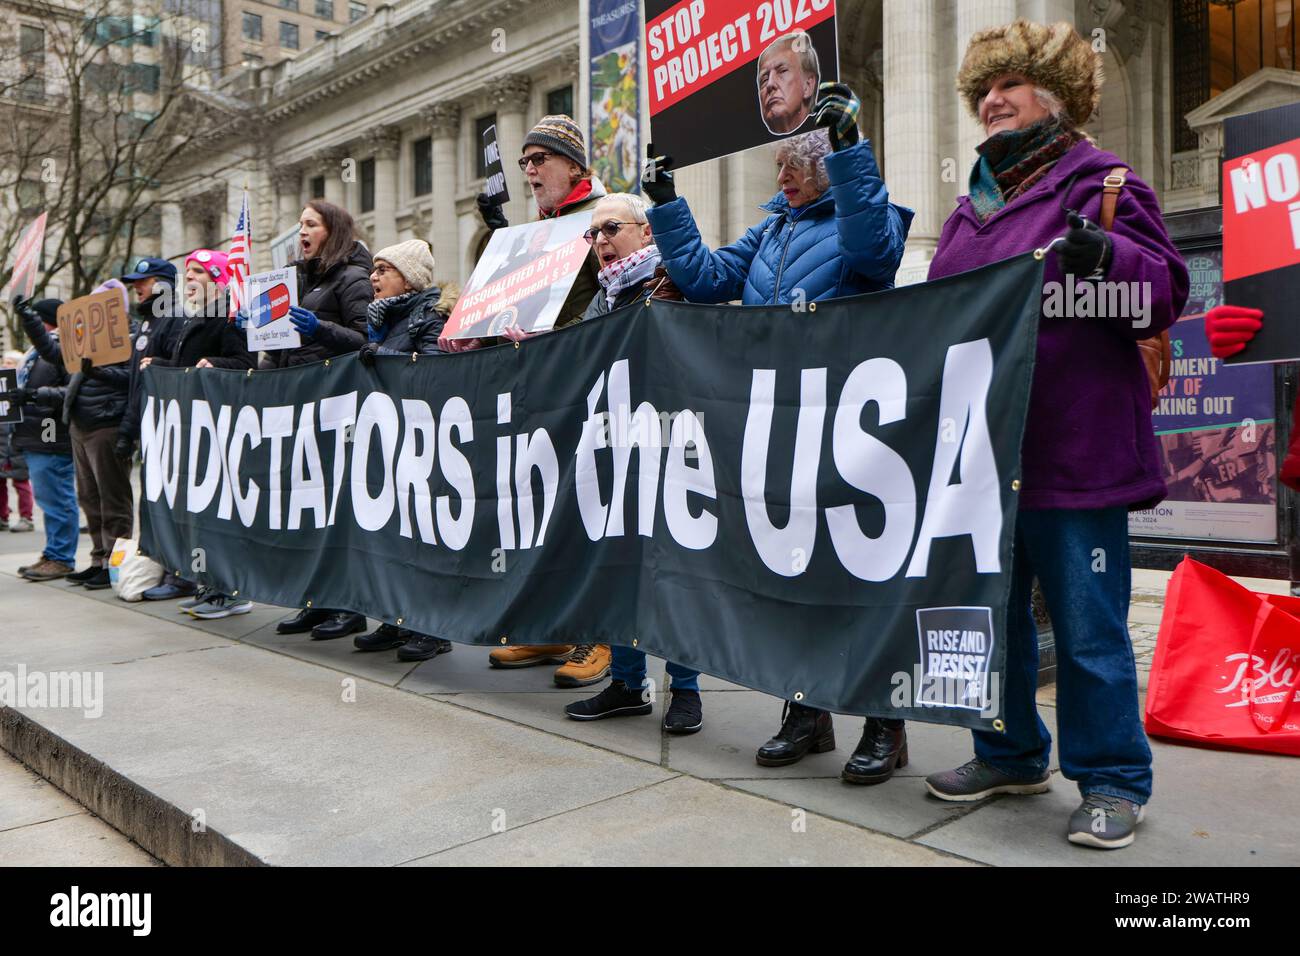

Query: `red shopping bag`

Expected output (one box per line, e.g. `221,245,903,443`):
1145,557,1300,756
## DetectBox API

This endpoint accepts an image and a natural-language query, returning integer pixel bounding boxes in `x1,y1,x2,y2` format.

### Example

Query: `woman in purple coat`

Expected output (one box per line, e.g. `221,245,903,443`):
920,20,1188,850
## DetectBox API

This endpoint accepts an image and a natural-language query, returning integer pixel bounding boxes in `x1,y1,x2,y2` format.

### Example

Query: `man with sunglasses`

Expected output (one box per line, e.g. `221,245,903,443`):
458,115,614,687
471,115,606,333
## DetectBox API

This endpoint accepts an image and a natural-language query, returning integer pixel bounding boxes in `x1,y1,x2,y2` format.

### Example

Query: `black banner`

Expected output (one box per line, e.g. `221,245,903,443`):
482,123,510,206
139,254,1044,728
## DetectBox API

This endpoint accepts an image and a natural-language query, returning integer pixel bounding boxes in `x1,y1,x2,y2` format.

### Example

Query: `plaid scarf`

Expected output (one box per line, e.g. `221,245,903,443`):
366,289,420,342
598,244,661,308
968,119,1084,224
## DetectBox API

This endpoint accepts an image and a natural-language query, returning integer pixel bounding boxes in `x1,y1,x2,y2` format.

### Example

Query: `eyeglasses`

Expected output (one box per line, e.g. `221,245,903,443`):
582,221,636,244
518,151,555,171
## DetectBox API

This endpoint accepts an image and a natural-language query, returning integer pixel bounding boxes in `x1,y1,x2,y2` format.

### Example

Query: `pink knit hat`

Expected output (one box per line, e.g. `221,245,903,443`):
185,249,230,286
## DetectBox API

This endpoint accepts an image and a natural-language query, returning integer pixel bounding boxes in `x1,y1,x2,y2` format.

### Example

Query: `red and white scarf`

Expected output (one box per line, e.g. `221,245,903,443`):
597,244,661,308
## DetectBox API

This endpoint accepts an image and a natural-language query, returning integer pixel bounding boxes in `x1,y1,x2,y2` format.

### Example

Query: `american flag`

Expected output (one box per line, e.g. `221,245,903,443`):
227,191,252,316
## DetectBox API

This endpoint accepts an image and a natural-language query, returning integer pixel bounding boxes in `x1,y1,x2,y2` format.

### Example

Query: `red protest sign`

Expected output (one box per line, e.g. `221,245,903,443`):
4,212,48,303
645,0,839,168
56,289,133,373
1223,137,1300,284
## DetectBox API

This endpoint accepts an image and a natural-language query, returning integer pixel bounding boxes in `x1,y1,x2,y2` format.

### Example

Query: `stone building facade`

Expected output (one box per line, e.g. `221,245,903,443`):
157,0,1298,287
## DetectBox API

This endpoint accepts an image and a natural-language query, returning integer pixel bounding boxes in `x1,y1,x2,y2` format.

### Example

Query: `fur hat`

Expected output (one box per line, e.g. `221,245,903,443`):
956,19,1103,127
373,239,435,291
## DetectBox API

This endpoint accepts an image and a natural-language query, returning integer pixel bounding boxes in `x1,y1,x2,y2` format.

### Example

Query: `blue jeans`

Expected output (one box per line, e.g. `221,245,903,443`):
25,451,78,567
611,645,699,692
973,506,1153,804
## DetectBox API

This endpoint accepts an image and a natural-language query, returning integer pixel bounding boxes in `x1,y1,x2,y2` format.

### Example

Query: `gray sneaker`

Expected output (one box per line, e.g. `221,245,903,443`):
925,758,1051,802
177,587,212,612
188,594,253,620
1068,793,1146,849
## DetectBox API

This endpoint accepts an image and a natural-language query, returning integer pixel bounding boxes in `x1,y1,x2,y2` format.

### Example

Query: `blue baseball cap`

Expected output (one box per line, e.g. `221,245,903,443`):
121,256,178,283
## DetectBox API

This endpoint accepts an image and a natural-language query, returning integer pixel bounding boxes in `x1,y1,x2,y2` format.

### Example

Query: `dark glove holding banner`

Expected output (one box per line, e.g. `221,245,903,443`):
114,436,135,462
641,151,677,205
476,193,508,231
288,305,319,338
1056,211,1112,279
813,82,861,152
358,342,379,367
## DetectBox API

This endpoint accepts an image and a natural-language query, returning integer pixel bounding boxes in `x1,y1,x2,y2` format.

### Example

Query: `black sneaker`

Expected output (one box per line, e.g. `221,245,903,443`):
925,758,1051,802
1067,793,1146,850
65,566,101,585
81,568,112,590
564,680,653,721
662,688,703,735
355,623,412,652
396,634,452,662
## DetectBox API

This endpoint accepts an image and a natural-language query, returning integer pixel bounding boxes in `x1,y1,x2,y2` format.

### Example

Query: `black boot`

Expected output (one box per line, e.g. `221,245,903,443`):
396,633,453,662
755,702,835,767
311,612,368,641
841,718,907,785
276,607,332,634
354,623,412,652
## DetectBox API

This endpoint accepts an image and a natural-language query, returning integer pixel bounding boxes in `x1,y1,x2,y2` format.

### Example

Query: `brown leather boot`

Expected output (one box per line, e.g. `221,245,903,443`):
21,558,74,581
553,644,611,688
488,644,575,668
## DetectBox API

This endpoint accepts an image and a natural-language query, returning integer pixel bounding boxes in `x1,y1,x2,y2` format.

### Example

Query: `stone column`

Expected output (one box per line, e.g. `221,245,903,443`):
955,0,1017,168
883,0,941,278
423,103,462,283
489,73,533,226
271,165,303,238
369,125,402,250
160,201,184,259
319,151,345,208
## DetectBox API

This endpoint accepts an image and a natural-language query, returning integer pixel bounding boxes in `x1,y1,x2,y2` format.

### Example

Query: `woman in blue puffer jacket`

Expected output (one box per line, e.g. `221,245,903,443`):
643,85,913,306
642,83,917,783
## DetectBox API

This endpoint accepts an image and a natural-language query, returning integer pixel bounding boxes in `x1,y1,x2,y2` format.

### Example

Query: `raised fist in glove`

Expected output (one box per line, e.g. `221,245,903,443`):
12,294,39,323
288,305,319,338
477,193,509,231
813,82,861,152
1056,211,1112,279
1204,304,1263,359
641,153,677,206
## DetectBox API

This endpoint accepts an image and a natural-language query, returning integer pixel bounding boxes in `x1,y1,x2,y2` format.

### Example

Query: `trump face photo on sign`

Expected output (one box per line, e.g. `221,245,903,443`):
757,29,819,135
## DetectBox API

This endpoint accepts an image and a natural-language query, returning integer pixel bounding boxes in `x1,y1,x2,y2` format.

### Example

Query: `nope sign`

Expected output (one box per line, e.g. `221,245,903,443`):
56,289,132,373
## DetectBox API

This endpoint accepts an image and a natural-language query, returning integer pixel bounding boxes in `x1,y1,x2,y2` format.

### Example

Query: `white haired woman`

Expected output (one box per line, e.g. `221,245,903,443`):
643,83,916,782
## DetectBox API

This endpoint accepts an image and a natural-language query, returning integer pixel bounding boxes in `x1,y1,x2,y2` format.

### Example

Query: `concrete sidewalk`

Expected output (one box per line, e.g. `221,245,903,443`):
0,521,1296,866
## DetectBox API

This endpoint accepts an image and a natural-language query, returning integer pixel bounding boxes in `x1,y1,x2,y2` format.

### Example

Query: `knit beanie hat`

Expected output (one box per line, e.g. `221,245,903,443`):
956,19,1103,127
186,249,231,286
522,115,588,170
32,299,62,326
373,239,435,291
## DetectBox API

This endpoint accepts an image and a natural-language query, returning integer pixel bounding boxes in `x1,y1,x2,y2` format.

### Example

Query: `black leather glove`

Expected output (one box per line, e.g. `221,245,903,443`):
114,435,135,461
813,82,861,152
476,192,508,231
32,385,61,404
358,342,379,367
1057,211,1112,279
13,295,40,325
641,153,677,205
2,387,32,404
80,356,100,379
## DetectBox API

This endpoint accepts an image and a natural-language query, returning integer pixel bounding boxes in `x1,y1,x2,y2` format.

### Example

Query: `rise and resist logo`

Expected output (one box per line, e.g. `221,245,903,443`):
915,606,995,711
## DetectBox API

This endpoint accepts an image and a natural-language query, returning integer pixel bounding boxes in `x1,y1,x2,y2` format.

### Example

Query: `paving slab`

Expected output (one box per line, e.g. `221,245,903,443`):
407,775,977,867
0,751,86,832
917,738,1300,865
429,691,667,765
663,689,1061,782
0,811,160,866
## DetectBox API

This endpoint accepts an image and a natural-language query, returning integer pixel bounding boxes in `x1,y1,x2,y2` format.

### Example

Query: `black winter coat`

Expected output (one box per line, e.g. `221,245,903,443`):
368,287,450,355
120,288,181,444
261,241,373,369
10,343,72,456
150,312,255,371
22,313,131,432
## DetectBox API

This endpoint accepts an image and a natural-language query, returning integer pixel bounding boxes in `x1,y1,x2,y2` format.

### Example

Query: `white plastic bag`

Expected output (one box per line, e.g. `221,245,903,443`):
109,537,164,602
